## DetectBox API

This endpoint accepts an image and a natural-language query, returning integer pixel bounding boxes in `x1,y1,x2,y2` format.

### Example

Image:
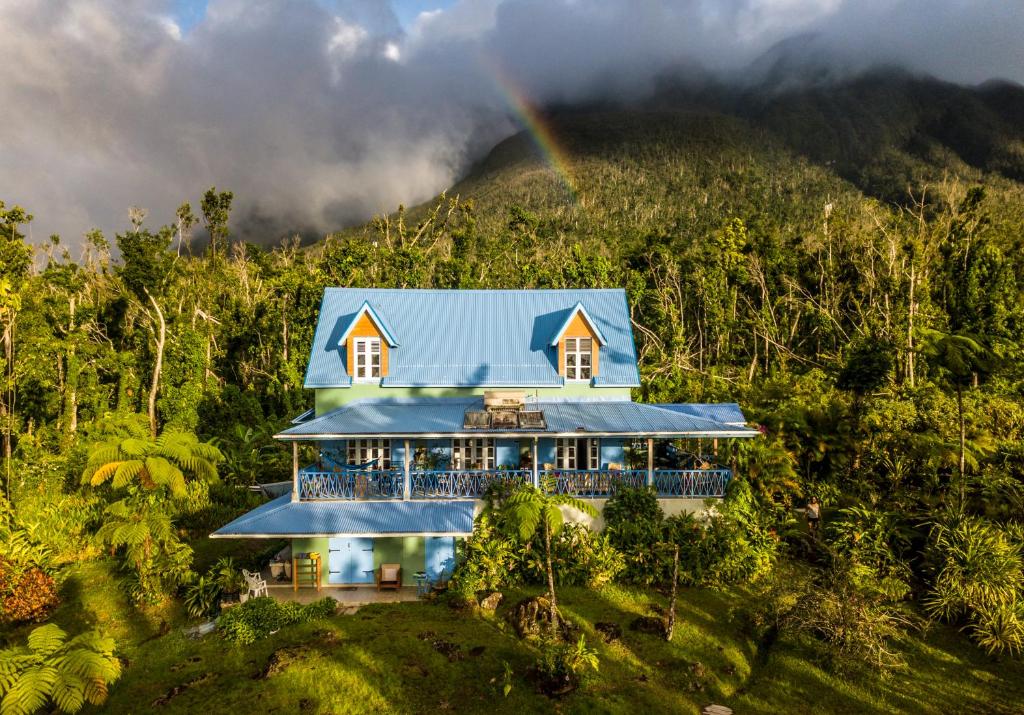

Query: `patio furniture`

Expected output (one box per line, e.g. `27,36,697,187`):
414,571,429,598
292,553,321,592
242,569,268,598
376,563,402,591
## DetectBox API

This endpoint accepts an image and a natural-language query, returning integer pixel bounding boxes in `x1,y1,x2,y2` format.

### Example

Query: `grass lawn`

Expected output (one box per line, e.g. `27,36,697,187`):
12,559,1024,714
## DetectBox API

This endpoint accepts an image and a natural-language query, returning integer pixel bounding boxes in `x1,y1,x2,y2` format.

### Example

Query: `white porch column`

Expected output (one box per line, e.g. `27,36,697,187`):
646,437,654,487
291,442,299,502
532,436,539,488
403,438,411,500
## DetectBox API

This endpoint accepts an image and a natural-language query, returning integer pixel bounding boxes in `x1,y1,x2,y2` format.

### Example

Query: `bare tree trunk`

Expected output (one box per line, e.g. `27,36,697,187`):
544,520,558,635
907,265,916,388
144,289,166,438
2,320,14,497
666,544,679,642
957,383,966,508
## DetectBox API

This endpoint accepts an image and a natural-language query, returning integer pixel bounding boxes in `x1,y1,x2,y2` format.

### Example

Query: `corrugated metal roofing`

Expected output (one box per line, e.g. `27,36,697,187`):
304,289,641,389
275,398,758,438
655,403,749,426
211,496,475,538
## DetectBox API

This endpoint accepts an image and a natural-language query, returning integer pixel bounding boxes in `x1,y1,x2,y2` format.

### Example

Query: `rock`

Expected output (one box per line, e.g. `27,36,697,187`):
478,590,503,611
629,615,668,637
507,596,557,639
468,645,486,657
702,706,733,715
690,661,707,679
595,621,622,643
431,638,463,662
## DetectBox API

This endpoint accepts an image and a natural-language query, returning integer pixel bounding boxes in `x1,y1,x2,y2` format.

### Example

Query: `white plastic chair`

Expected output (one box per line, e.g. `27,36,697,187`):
242,569,268,598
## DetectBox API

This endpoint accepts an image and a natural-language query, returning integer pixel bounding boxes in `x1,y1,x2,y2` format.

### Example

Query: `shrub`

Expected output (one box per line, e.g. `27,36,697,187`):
546,523,625,588
603,487,665,584
183,575,221,619
533,635,599,695
923,512,1024,654
218,596,336,644
449,514,520,599
0,558,60,625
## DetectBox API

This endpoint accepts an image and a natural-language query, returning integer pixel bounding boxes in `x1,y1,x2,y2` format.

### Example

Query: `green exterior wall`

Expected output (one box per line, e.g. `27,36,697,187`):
315,384,632,415
290,536,432,587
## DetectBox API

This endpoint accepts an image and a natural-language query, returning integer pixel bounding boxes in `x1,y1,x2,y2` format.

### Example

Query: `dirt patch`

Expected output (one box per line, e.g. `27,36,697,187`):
151,672,216,707
630,615,668,638
595,621,623,643
468,645,486,657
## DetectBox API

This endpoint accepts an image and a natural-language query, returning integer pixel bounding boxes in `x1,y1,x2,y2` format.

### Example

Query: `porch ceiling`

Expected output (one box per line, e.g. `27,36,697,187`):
210,496,475,538
274,398,759,440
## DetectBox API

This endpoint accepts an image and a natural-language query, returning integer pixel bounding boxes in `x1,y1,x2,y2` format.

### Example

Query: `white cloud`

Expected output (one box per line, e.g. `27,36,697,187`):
0,0,1020,246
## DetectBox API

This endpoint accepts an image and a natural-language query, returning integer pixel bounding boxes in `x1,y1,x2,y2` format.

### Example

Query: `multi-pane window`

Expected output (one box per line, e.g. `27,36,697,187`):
353,337,381,379
347,439,391,469
564,338,593,380
556,438,599,469
452,438,495,469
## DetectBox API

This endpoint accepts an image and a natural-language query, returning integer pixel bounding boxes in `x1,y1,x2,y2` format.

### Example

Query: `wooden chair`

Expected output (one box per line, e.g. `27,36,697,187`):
376,563,402,591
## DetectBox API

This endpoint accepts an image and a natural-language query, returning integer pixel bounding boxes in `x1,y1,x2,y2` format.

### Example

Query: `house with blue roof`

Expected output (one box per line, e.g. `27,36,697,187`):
213,288,758,590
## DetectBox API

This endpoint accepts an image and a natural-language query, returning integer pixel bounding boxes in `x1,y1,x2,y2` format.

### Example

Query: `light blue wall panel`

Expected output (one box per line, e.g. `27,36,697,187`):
496,439,521,468
600,438,626,468
537,438,556,467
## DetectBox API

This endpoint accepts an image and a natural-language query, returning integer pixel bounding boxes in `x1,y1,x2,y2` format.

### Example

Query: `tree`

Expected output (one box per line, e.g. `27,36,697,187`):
175,202,197,257
0,202,32,496
920,328,994,505
0,623,121,715
82,430,222,601
116,224,174,436
503,481,596,633
200,188,233,258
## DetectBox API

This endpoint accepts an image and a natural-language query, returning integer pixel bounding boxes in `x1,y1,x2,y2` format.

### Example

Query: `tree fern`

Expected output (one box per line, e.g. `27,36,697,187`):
0,625,119,715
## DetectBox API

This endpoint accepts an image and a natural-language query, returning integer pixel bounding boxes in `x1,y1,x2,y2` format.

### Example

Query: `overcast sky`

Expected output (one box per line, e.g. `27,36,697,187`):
1,0,1021,248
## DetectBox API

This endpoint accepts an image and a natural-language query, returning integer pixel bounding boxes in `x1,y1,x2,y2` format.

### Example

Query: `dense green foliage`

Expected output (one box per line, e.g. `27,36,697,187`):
2,75,1024,709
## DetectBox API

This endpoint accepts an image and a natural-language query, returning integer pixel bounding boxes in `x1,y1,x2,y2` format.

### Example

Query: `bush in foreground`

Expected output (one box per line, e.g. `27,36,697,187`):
218,596,337,645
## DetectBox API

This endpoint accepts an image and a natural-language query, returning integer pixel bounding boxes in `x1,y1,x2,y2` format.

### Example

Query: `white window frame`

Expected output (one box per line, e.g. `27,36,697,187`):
452,438,495,470
352,337,381,380
556,438,599,469
347,438,391,469
564,337,593,381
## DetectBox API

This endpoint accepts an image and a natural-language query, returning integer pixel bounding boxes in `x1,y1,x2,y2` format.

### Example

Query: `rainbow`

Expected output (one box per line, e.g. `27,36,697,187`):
489,63,577,200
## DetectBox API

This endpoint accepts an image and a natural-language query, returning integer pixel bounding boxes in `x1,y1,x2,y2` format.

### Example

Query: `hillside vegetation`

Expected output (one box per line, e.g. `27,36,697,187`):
1,73,1024,714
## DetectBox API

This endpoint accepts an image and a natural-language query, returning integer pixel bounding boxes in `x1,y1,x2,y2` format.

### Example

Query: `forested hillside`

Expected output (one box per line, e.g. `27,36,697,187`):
2,73,1024,712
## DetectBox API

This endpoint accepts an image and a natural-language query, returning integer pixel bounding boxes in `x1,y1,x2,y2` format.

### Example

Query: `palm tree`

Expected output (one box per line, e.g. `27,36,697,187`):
503,479,596,632
0,624,121,715
81,429,223,499
919,329,993,506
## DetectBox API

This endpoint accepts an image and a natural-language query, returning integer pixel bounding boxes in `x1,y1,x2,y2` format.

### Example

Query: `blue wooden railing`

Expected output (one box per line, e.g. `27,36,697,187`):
651,469,732,497
298,469,404,500
542,469,648,498
298,466,731,500
411,469,531,498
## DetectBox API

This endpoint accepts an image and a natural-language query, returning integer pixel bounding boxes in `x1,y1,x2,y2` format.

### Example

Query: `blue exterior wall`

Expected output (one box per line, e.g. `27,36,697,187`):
600,438,626,468
496,439,520,468
537,438,557,467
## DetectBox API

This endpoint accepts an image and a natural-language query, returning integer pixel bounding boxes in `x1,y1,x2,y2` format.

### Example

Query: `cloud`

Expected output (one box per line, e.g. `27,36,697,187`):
0,0,1021,247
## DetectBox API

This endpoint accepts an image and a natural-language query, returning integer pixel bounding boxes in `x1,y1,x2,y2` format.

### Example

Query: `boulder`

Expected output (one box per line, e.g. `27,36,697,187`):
478,591,503,611
595,621,622,643
507,596,558,639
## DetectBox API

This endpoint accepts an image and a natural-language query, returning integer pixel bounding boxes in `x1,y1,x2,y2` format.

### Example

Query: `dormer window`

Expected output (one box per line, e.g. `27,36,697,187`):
353,337,381,379
564,338,593,381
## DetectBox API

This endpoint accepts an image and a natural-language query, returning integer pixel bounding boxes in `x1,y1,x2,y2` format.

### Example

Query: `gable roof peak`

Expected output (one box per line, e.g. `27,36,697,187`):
336,300,399,347
549,302,608,347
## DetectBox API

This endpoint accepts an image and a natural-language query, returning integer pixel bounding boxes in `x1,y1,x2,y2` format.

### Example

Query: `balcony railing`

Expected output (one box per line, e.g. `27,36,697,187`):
297,467,731,501
298,469,404,500
411,469,531,498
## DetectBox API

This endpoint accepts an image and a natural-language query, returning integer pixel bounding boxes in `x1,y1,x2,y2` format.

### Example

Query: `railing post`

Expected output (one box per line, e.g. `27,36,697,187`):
403,439,411,500
532,437,539,489
292,442,299,502
646,437,654,488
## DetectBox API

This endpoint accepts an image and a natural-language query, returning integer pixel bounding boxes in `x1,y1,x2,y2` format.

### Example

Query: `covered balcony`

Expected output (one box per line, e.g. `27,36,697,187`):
277,396,758,503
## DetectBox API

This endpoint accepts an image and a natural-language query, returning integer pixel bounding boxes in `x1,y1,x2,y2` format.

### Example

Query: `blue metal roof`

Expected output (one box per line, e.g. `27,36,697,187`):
304,289,641,389
275,398,758,438
211,496,475,538
655,403,749,426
